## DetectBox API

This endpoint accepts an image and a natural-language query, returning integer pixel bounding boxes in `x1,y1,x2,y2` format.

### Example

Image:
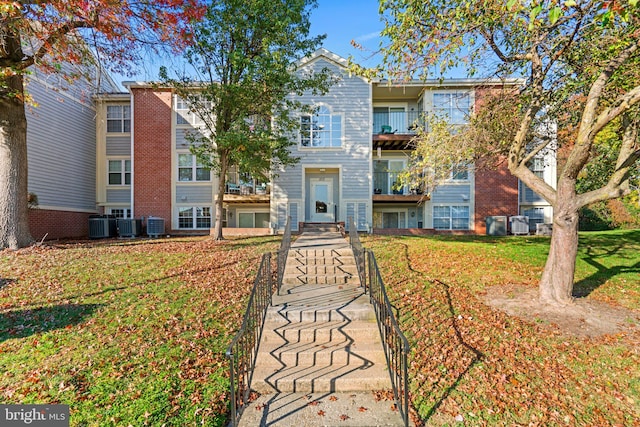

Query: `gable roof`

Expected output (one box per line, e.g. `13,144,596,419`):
296,48,350,70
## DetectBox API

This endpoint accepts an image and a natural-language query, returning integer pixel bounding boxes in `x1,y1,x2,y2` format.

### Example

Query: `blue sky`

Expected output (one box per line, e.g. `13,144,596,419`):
310,0,384,65
117,0,384,85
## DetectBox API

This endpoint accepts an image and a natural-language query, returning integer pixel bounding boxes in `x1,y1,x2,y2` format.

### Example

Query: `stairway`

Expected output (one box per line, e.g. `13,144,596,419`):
239,232,405,426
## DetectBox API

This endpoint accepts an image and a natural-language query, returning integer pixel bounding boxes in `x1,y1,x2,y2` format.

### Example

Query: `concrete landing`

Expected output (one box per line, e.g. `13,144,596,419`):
238,392,403,427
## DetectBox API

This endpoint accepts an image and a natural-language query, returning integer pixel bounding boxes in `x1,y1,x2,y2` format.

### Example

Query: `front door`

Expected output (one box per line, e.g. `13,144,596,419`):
310,179,333,222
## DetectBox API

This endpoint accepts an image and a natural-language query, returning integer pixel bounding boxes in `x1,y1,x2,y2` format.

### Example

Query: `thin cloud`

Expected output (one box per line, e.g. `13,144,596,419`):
355,31,381,42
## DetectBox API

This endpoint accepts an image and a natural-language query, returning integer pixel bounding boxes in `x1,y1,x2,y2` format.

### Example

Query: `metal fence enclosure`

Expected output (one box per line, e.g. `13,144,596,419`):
367,250,410,426
225,252,273,426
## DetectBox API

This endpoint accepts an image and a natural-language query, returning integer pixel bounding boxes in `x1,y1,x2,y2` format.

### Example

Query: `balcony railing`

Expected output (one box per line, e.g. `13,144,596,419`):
225,172,269,195
373,172,424,196
373,111,424,135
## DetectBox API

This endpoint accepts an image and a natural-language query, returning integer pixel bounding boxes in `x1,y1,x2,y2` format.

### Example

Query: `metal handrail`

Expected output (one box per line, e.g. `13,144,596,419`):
348,216,366,292
276,216,292,295
366,249,410,426
225,252,273,427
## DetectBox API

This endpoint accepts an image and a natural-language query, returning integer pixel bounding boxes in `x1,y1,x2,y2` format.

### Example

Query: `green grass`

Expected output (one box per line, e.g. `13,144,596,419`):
1,231,638,426
0,236,279,426
364,229,640,426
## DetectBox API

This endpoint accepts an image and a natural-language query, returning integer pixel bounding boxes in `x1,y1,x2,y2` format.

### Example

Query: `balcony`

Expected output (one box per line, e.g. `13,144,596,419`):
221,172,270,204
373,171,425,202
373,111,424,135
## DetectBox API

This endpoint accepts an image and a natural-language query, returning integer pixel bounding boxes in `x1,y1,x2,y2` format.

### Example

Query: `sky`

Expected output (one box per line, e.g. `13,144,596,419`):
115,0,385,87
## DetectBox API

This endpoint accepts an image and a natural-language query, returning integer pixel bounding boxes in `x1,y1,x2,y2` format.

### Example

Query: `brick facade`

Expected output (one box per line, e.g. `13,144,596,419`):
474,161,519,234
28,209,92,240
132,88,173,230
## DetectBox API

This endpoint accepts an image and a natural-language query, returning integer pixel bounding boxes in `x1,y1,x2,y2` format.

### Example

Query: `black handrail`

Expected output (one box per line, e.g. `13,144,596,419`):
225,252,273,427
276,216,291,295
366,249,410,426
348,216,366,292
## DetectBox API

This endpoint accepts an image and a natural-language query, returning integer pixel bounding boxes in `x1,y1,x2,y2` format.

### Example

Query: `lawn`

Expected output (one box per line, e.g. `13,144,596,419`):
364,229,640,426
0,236,279,426
1,231,638,426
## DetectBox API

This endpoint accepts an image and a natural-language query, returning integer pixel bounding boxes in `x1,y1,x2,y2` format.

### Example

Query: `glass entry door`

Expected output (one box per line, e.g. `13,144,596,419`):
310,179,333,222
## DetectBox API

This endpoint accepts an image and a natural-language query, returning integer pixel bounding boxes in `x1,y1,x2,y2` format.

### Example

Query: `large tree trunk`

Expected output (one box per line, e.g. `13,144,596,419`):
0,71,33,250
212,152,229,241
538,178,579,306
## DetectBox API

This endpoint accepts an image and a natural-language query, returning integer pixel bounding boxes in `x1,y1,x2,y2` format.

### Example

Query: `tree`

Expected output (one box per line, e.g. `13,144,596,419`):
0,0,204,249
378,0,640,305
159,0,333,240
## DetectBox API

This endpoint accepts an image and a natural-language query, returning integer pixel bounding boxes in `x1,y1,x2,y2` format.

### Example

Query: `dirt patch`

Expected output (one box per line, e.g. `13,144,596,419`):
483,284,640,338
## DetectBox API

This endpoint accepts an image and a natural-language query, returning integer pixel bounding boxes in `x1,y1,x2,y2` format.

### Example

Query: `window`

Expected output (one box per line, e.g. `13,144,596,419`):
108,208,131,219
178,207,211,229
433,205,470,230
107,105,131,133
178,154,210,182
433,92,471,125
451,164,469,181
237,211,270,228
300,106,342,147
176,96,212,126
108,159,131,185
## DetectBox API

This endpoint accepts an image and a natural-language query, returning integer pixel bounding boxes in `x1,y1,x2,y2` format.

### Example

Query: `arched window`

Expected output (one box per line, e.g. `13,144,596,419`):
300,106,342,147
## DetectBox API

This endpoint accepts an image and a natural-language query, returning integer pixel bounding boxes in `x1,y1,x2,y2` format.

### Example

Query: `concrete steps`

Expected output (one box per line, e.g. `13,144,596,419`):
241,231,404,425
283,248,359,286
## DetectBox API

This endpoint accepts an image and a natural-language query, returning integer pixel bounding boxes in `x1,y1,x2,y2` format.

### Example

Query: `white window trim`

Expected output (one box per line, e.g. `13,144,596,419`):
106,104,131,134
107,158,131,187
175,95,212,127
177,152,211,183
107,207,132,219
373,207,409,228
299,105,344,149
429,90,474,126
176,206,213,229
432,204,471,230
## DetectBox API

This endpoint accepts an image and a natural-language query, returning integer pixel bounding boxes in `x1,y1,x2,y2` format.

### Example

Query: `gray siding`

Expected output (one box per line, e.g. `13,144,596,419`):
106,188,131,203
176,127,208,149
26,78,97,211
106,136,131,156
276,56,372,210
175,185,213,203
431,184,471,204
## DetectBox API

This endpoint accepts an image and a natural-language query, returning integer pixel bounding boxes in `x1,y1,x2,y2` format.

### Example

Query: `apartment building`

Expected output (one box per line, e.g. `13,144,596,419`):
94,49,555,236
26,66,119,240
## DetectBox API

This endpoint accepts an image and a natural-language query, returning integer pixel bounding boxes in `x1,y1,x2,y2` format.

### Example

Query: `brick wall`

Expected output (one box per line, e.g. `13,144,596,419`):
132,88,173,229
474,160,519,234
28,209,92,240
472,85,520,234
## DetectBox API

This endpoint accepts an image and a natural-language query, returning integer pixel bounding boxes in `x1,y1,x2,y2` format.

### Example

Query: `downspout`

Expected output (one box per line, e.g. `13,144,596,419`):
129,87,135,219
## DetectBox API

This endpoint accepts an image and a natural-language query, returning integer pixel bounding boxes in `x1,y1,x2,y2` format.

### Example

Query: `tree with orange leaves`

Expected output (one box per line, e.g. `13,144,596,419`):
0,0,205,249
